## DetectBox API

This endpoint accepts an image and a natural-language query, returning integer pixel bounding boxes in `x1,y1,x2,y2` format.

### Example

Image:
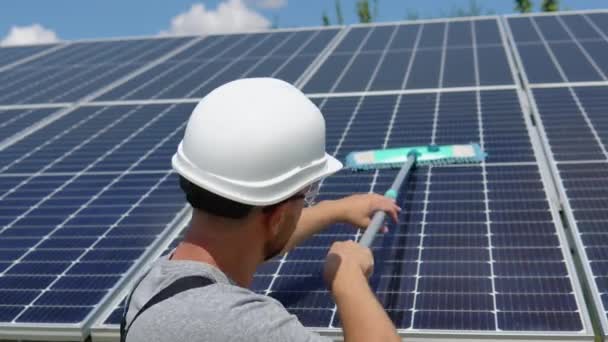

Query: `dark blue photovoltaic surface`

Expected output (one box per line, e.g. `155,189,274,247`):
0,44,55,67
532,85,608,323
201,92,580,331
0,37,193,105
96,29,339,101
303,19,513,93
0,107,60,142
0,102,196,324
0,103,194,174
0,171,185,323
508,13,608,84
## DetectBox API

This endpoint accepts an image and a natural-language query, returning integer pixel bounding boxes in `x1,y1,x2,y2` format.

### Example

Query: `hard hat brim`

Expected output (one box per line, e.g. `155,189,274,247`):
172,145,343,206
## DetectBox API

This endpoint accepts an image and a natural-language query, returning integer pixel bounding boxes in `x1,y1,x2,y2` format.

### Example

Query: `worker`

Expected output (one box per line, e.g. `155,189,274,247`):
121,78,402,342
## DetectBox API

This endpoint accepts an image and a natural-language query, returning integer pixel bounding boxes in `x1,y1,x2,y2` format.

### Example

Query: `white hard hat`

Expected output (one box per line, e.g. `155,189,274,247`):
172,78,342,206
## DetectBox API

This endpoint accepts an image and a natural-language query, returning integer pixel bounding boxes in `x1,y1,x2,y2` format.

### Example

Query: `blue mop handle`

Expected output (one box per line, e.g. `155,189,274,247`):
358,153,416,248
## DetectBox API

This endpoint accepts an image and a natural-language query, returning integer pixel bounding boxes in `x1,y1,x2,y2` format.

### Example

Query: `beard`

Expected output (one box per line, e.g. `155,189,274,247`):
263,209,299,261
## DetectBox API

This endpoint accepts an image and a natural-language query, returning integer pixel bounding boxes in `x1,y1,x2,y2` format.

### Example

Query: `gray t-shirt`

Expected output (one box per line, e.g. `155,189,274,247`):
124,256,332,342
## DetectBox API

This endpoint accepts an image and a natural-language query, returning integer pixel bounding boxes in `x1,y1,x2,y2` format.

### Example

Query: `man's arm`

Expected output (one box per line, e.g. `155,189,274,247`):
282,194,401,253
324,241,401,342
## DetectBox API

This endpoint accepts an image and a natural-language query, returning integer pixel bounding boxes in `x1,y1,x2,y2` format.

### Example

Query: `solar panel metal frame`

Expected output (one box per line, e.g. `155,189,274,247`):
86,16,597,341
503,10,608,339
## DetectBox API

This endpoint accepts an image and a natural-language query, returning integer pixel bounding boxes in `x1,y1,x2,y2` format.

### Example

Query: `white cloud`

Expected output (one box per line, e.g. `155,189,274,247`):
162,0,271,36
251,0,287,9
1,24,59,46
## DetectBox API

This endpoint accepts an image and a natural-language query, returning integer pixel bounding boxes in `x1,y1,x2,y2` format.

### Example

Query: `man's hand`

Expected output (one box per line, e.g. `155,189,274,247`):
323,241,401,342
323,241,374,291
335,194,401,231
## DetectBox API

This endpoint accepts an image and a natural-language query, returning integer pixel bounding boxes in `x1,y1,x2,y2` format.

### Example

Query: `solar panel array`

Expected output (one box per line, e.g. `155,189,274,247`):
506,11,608,337
0,11,607,342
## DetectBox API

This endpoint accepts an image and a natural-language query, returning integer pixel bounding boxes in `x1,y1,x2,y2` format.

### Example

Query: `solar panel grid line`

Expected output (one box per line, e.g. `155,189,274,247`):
0,108,54,138
499,17,563,207
103,36,233,102
325,43,406,325
292,27,350,89
273,30,325,85
0,170,173,178
122,36,247,99
10,171,175,324
530,81,608,89
526,19,608,161
496,17,527,95
146,35,260,100
77,37,204,104
89,208,192,331
2,39,193,105
326,27,376,94
305,85,519,99
0,44,66,74
518,85,608,336
0,113,187,329
407,23,453,328
0,105,182,232
179,32,301,98
582,12,608,41
0,104,82,152
503,15,603,336
554,16,608,81
472,20,500,329
0,105,139,176
0,42,136,104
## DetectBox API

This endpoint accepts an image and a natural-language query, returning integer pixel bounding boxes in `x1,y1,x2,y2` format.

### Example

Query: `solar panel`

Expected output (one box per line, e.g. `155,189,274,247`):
0,107,63,144
505,11,608,337
507,12,608,84
96,28,340,101
92,89,591,339
525,85,608,335
302,19,514,94
0,44,56,68
0,37,194,105
256,90,589,336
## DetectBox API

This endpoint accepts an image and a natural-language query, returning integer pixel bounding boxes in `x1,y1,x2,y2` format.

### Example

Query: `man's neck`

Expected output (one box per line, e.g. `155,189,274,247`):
170,213,263,288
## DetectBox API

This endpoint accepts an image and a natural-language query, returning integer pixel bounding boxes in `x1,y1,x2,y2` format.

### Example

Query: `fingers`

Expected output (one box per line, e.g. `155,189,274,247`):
372,195,401,223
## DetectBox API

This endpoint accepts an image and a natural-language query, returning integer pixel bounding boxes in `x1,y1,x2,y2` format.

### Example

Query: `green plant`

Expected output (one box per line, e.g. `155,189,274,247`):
357,0,372,23
335,0,344,25
515,0,533,13
542,0,559,12
322,11,331,26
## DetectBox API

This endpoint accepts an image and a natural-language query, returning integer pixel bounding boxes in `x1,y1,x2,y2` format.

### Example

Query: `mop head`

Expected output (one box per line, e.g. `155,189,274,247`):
345,143,487,170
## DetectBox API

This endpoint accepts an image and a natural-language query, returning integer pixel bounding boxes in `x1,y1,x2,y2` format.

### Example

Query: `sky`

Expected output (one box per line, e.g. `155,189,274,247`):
0,0,607,46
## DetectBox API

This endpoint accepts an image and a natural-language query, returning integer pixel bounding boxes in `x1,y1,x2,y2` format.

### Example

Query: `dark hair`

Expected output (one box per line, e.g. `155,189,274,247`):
179,176,254,219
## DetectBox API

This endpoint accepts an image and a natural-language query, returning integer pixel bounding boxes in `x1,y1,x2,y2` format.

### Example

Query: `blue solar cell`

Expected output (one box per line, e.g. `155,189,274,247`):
0,44,54,67
17,306,93,323
0,38,193,104
414,311,495,330
0,107,60,141
498,312,582,331
419,23,446,48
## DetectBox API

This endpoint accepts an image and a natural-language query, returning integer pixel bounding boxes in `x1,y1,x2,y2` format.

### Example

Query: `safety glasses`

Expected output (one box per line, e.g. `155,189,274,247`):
291,181,320,206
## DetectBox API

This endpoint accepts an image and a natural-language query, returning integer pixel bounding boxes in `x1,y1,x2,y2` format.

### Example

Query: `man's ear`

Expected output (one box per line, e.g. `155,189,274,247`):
262,202,288,237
